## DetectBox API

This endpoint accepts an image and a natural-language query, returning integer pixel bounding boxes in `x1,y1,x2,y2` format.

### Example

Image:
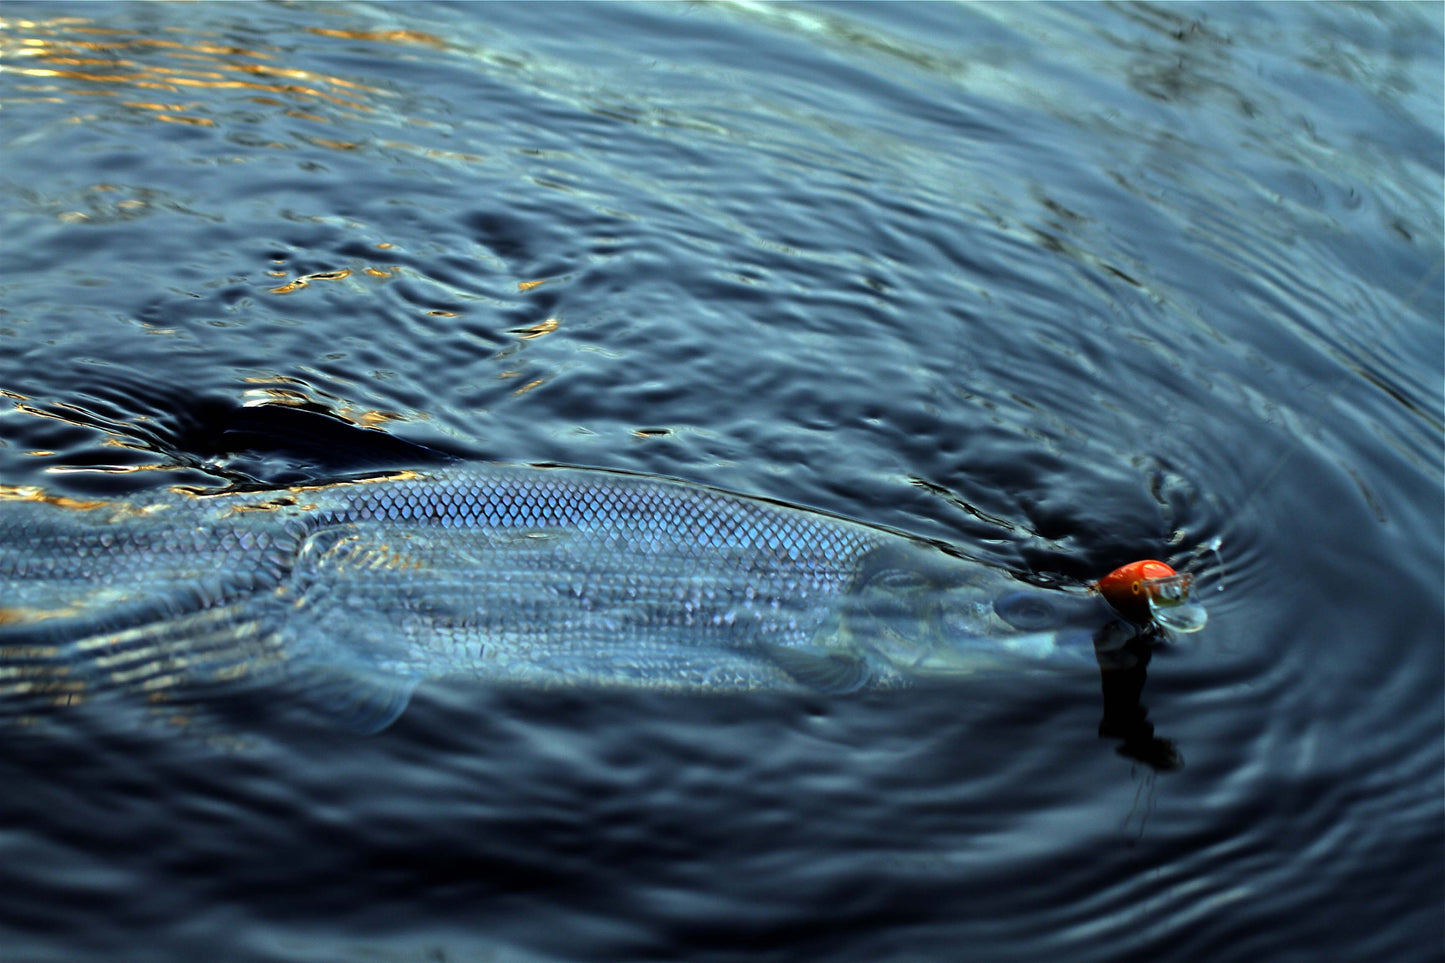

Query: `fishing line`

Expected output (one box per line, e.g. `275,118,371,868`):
1184,252,1444,593
1227,254,1442,512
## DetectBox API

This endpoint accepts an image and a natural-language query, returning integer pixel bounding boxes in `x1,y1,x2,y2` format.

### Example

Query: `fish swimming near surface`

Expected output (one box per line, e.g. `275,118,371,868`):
0,463,1114,733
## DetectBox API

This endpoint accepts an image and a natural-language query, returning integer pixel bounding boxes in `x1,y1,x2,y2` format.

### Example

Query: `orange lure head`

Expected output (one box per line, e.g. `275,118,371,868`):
1096,559,1205,630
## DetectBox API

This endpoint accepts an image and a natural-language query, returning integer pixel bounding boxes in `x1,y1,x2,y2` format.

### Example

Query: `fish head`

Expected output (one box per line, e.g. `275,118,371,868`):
846,544,1111,676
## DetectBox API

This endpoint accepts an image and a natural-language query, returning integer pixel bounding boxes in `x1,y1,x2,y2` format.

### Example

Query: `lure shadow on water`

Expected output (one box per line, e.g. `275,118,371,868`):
1093,624,1181,771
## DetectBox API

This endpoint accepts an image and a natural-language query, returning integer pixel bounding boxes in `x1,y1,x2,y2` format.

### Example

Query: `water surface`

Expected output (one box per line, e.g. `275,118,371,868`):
1,3,1441,961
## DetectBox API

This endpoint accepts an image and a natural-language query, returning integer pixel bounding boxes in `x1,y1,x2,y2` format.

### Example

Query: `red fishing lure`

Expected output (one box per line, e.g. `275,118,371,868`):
1096,559,1197,627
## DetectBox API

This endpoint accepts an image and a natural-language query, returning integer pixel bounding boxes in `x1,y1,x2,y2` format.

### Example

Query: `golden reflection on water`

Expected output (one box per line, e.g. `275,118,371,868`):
1,15,500,312
269,268,353,295
1,12,577,459
306,27,447,49
5,13,497,177
238,381,409,436
0,485,109,512
512,317,560,340
0,14,406,126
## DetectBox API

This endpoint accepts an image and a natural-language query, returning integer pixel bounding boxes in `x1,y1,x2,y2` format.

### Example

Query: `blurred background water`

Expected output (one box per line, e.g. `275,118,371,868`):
1,2,1441,961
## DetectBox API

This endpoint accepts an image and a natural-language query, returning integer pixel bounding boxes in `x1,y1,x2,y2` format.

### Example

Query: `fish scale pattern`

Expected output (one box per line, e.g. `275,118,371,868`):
284,467,894,689
342,470,871,561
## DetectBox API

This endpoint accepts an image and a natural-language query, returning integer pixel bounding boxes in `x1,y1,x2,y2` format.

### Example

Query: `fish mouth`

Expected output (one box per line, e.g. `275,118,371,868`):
842,582,1112,677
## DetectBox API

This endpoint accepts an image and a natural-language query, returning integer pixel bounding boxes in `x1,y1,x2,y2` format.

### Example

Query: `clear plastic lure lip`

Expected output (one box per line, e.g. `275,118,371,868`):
1143,573,1191,605
1141,574,1209,632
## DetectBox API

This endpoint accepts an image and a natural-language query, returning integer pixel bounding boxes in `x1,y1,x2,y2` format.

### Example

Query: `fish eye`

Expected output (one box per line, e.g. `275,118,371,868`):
993,591,1062,630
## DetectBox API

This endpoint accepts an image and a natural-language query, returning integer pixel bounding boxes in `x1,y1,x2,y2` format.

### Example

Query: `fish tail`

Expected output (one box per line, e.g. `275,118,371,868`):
0,596,288,723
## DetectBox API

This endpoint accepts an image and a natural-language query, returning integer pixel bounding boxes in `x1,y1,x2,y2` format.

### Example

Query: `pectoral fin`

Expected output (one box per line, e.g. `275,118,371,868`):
760,643,870,694
284,660,418,734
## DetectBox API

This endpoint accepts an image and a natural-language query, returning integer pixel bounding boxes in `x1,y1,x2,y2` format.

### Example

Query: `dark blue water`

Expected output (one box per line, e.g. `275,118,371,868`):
1,3,1441,961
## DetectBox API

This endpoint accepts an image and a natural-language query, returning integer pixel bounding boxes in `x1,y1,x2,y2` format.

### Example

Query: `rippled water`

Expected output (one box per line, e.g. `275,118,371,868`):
2,3,1441,961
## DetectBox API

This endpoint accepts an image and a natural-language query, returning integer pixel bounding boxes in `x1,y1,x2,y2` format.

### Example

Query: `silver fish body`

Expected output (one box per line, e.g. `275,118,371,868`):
1,464,1109,730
